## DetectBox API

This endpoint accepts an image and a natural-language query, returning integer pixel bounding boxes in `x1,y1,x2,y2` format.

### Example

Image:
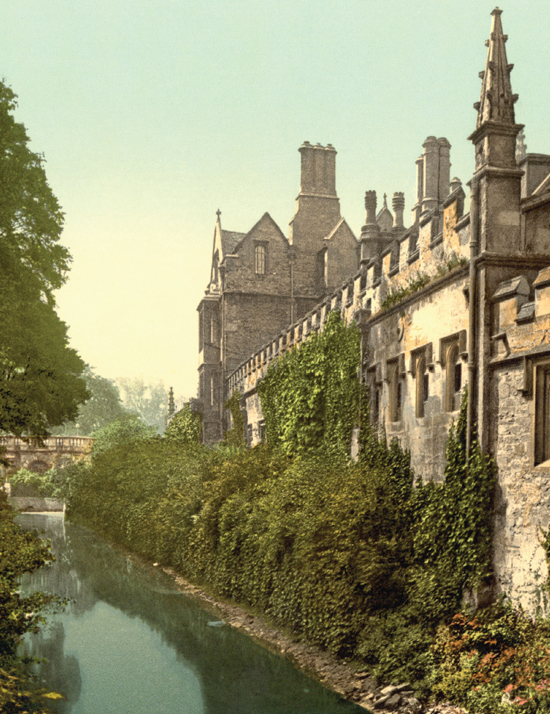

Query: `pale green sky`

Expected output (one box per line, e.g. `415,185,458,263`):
1,1,548,400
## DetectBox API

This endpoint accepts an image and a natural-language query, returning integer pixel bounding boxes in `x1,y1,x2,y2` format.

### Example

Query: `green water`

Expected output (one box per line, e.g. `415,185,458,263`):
18,513,365,714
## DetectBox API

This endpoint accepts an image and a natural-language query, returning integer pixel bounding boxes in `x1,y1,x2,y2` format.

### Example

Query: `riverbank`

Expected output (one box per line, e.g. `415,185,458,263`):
115,544,466,714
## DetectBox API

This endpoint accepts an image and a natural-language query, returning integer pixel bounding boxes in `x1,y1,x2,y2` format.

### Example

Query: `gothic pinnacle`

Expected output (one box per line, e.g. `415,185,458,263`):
473,7,518,129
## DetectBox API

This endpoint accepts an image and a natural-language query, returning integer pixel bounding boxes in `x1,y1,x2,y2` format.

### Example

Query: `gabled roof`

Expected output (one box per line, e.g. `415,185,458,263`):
230,212,288,254
376,194,394,232
324,217,358,243
221,229,246,256
533,171,550,197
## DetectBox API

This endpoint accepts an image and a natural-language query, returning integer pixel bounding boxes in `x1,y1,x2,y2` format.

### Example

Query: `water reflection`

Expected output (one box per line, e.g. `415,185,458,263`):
19,514,363,714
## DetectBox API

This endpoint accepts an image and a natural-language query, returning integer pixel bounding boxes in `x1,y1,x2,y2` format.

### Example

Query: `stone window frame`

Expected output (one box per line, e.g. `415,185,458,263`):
534,359,550,467
445,343,462,412
410,343,432,418
440,330,467,413
210,314,217,345
386,355,405,423
254,242,267,275
199,309,205,352
317,247,328,291
367,364,383,424
415,354,429,418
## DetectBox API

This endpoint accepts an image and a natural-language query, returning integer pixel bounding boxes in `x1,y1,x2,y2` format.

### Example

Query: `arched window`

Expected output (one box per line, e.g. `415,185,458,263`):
445,343,461,412
255,244,266,274
416,356,428,417
389,361,402,422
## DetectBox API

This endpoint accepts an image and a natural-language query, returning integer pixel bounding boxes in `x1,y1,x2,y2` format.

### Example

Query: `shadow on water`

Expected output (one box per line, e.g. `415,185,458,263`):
18,513,365,714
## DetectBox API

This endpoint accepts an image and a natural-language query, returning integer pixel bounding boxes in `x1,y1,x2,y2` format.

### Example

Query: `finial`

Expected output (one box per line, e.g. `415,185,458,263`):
516,128,527,162
216,209,221,220
383,193,388,208
473,7,518,130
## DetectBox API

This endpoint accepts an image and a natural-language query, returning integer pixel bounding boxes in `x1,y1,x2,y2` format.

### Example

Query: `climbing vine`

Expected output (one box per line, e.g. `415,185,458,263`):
258,310,361,457
223,391,246,448
65,320,501,700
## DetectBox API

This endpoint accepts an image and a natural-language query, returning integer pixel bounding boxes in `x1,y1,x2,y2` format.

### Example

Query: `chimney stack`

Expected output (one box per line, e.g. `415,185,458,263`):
392,192,405,228
298,141,337,197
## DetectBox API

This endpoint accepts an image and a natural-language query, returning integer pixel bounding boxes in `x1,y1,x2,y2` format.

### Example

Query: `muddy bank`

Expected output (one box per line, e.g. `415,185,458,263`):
122,552,466,714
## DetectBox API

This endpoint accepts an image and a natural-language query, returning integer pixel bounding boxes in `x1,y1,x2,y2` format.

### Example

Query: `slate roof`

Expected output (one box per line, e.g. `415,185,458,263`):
221,230,246,255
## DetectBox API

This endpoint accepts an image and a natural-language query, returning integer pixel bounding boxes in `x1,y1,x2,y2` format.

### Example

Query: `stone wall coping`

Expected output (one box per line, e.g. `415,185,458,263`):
533,266,550,289
492,275,530,301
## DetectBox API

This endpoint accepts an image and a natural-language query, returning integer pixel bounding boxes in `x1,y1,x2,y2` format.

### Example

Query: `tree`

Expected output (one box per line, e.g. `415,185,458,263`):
116,377,168,434
0,80,87,437
91,413,157,456
51,367,128,436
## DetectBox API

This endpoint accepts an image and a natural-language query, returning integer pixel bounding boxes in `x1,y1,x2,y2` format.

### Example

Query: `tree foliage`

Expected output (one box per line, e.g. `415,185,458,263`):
116,377,168,434
164,401,202,447
0,80,87,437
51,366,128,436
0,492,55,661
0,491,63,711
91,413,156,456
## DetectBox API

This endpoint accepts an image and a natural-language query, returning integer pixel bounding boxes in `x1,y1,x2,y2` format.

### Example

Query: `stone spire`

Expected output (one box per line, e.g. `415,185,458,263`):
468,8,524,255
473,7,518,129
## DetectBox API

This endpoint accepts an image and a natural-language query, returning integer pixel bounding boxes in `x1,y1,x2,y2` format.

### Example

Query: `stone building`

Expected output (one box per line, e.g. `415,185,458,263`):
197,8,550,610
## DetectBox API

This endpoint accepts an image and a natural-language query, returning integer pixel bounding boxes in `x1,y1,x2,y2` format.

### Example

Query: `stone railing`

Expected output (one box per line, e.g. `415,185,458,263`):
0,436,94,452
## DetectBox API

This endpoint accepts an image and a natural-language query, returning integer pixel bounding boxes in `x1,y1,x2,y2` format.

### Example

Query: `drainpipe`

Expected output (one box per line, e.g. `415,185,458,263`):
467,176,479,456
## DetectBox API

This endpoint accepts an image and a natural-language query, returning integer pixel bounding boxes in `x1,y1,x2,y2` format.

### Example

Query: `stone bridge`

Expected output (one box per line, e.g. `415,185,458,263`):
0,435,93,475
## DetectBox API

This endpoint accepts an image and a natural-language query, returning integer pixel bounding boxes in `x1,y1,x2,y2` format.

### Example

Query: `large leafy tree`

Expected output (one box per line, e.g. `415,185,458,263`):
51,367,128,436
0,81,87,436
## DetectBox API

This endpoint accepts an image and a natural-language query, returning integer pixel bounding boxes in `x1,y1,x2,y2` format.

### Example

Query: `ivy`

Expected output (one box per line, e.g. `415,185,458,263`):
165,400,202,447
223,391,246,448
258,311,360,458
64,321,498,697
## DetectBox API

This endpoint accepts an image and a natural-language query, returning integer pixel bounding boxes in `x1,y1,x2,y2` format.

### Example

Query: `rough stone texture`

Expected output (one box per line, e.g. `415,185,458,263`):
195,9,550,614
197,144,360,442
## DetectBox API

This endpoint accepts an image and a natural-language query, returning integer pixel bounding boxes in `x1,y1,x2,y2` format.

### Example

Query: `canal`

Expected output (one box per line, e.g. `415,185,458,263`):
19,513,365,714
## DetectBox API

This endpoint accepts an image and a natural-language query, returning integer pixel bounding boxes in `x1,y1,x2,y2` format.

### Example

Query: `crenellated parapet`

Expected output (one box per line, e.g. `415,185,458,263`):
227,184,470,405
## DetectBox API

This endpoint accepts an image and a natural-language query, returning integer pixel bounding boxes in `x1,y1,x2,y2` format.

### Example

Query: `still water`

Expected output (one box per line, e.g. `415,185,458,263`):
18,513,364,714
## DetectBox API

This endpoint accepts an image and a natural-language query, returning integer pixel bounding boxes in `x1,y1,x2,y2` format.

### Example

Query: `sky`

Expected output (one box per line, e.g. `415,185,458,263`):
1,1,549,401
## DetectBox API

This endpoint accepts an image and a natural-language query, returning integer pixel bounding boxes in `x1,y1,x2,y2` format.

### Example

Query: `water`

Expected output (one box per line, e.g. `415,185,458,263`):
18,513,365,714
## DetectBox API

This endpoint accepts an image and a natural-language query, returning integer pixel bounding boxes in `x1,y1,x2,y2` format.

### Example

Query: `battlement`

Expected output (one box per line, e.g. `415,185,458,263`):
228,186,470,399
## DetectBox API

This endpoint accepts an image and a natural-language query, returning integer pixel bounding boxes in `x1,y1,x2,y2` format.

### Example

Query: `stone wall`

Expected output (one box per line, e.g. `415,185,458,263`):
492,364,549,613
